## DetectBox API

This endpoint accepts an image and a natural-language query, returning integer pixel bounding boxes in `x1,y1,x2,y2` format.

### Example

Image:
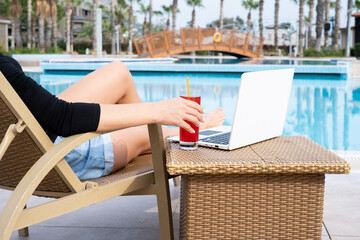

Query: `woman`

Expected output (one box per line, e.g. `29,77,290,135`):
0,53,225,180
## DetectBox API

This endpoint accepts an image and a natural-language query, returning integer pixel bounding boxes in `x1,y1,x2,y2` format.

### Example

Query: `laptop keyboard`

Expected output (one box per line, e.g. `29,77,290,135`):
200,132,231,145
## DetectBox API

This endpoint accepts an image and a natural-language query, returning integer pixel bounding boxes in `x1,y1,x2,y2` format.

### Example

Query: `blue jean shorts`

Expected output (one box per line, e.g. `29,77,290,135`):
54,133,114,181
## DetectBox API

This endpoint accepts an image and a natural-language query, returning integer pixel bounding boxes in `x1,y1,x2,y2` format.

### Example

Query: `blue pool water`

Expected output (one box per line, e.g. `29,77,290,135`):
26,71,360,151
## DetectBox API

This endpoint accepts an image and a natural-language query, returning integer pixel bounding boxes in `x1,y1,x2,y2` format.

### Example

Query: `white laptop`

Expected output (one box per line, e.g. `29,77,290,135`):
168,68,294,150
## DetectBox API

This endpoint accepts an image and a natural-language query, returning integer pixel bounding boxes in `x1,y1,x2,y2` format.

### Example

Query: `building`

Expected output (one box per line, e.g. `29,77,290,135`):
0,15,10,52
340,12,360,49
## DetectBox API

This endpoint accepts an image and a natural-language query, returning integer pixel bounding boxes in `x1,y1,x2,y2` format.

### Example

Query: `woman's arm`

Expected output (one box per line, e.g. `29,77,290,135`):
98,97,204,134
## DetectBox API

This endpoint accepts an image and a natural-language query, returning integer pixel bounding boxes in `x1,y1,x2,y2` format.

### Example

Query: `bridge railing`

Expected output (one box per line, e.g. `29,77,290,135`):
134,28,264,58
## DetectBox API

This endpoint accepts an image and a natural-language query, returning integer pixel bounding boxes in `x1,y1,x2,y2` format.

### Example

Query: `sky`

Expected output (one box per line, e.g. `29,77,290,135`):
133,0,355,30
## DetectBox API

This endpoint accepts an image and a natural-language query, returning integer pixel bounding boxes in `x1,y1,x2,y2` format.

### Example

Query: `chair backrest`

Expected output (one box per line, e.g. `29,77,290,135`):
0,72,83,196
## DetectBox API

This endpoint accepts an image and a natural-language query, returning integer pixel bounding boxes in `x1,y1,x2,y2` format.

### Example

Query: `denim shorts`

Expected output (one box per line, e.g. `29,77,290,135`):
54,133,114,181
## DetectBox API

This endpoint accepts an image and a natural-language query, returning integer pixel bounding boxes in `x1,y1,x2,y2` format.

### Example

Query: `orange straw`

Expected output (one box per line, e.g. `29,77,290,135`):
186,77,190,99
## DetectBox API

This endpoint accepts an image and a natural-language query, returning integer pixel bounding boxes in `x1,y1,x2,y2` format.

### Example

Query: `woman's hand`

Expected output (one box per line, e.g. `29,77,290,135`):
154,97,204,133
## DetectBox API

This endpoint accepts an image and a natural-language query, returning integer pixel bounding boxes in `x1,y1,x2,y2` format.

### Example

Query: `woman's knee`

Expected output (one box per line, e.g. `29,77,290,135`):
109,61,131,78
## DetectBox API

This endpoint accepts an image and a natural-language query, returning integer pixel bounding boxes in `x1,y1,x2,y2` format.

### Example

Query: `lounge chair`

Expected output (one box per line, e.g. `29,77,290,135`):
0,72,174,240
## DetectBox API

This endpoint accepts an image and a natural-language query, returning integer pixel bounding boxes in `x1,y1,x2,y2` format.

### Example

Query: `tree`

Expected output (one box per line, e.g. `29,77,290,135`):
137,3,150,35
298,0,304,56
162,5,172,30
111,0,116,54
9,0,23,48
65,0,71,52
117,0,128,52
274,0,279,50
186,0,204,28
242,0,259,31
332,0,341,49
149,0,152,33
172,0,177,30
70,0,83,52
27,0,32,48
356,0,360,10
219,0,224,28
315,0,324,51
345,0,353,56
46,0,57,48
35,0,49,52
307,0,314,47
323,0,330,47
92,0,97,51
50,0,58,48
206,17,244,29
127,0,140,54
259,0,263,39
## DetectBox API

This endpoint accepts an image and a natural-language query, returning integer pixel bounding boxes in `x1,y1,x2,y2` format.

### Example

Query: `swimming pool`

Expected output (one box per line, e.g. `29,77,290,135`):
26,70,359,151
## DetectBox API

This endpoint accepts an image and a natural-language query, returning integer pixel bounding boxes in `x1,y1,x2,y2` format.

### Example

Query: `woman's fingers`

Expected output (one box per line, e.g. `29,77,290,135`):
178,120,194,134
156,97,204,129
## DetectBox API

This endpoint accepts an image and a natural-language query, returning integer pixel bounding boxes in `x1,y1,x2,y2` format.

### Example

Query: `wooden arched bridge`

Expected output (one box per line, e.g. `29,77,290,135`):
133,28,264,58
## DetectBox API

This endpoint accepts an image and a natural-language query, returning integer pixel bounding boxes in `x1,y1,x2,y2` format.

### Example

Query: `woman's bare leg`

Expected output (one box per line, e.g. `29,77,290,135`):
57,61,141,104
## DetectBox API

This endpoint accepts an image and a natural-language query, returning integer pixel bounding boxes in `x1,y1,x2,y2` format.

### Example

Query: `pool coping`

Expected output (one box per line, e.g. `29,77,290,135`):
40,61,349,79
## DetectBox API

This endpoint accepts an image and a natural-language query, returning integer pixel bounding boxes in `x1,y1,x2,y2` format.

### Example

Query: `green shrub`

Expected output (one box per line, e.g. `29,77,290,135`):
355,43,360,59
0,46,9,55
303,48,324,57
303,47,345,57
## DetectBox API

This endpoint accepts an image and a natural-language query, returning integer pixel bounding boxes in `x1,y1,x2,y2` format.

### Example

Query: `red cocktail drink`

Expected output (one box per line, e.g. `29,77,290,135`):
179,89,201,150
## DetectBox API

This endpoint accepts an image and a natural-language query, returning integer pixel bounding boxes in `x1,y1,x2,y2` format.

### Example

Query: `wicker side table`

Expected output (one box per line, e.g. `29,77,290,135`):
166,136,350,240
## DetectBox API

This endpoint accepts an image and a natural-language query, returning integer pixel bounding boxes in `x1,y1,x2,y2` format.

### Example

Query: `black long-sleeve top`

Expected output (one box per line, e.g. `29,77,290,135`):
0,53,100,142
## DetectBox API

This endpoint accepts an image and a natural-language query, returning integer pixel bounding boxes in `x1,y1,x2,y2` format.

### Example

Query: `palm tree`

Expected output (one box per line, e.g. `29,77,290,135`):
172,0,177,30
70,0,83,52
27,0,32,48
274,0,279,51
356,0,360,10
117,0,128,53
137,3,150,35
186,0,204,28
307,0,314,47
127,0,140,54
259,0,264,39
345,0,353,56
162,5,172,30
32,13,36,48
9,0,23,49
324,0,330,47
242,0,259,32
315,0,324,51
149,0,152,33
46,0,57,48
219,0,224,28
65,0,71,52
111,0,116,54
332,0,341,49
50,0,58,48
92,0,97,51
298,0,305,56
35,0,49,52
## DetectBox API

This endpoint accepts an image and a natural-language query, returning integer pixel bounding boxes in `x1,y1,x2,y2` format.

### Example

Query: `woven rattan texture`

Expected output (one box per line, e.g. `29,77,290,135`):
87,154,153,186
0,98,71,193
166,136,350,175
180,174,325,240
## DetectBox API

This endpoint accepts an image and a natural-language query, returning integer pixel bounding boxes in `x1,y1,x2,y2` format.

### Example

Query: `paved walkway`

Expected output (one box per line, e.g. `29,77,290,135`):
1,152,359,240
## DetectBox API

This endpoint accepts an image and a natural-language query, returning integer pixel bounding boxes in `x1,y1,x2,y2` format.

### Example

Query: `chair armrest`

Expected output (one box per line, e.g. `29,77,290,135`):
0,131,106,236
